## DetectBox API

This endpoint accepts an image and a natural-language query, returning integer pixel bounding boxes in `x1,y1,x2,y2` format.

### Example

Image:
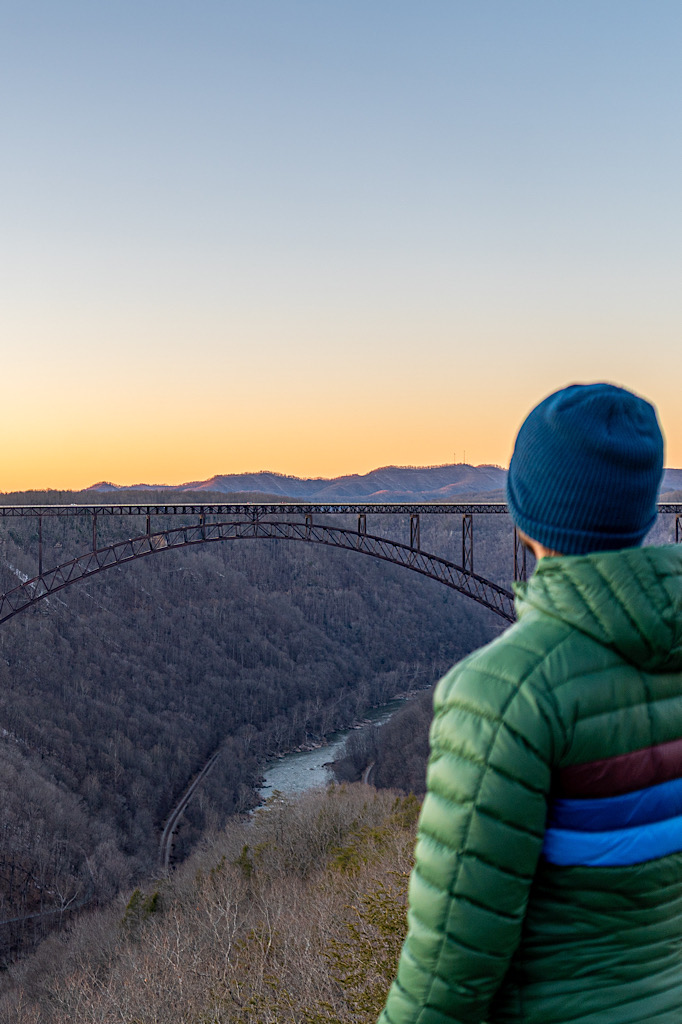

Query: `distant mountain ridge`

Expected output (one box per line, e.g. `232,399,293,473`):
87,465,682,502
87,464,507,502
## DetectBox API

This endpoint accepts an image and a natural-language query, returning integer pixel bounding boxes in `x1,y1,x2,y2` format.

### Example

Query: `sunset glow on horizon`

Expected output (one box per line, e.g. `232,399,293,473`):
3,3,682,493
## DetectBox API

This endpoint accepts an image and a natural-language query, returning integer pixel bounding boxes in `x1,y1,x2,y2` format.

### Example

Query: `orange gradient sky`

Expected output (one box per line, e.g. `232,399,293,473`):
2,3,682,492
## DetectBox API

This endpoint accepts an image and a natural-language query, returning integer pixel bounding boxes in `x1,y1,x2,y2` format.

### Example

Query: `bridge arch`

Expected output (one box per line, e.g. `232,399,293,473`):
0,519,515,625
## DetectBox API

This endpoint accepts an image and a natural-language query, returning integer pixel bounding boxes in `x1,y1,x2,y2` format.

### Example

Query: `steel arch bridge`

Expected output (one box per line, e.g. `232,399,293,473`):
1,502,680,627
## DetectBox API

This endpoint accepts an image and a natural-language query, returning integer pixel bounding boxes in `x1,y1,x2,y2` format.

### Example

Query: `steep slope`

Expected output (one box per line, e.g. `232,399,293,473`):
0,488,504,960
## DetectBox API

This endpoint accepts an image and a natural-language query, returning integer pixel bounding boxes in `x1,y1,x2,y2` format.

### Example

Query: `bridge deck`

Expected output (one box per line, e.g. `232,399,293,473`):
0,502,680,517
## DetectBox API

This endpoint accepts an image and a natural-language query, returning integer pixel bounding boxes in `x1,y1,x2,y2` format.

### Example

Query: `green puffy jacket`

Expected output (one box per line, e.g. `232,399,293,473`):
378,545,682,1024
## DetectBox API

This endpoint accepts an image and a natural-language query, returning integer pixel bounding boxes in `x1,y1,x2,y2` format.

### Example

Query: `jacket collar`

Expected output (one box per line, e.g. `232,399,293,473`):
514,546,682,673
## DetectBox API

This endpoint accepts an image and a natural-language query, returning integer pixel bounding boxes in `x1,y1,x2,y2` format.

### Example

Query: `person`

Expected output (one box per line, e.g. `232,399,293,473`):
377,382,682,1024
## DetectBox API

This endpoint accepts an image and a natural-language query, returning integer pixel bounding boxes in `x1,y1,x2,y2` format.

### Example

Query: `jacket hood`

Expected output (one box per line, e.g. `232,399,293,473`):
515,545,682,673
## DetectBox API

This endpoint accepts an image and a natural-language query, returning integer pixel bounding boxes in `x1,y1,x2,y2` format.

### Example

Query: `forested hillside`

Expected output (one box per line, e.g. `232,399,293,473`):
0,489,506,961
333,687,435,795
0,784,417,1022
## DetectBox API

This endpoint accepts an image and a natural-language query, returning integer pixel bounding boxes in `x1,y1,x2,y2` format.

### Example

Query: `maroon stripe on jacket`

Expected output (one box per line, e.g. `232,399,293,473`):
558,737,682,798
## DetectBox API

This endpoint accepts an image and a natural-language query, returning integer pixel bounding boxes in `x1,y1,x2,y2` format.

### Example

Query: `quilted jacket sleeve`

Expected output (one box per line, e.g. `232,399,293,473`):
377,630,561,1024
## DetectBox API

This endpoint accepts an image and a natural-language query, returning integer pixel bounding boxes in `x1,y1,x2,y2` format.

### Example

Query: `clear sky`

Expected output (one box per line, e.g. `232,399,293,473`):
2,1,681,490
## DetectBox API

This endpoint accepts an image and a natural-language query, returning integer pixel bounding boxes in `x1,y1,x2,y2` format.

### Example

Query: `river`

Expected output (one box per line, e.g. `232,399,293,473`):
258,698,406,800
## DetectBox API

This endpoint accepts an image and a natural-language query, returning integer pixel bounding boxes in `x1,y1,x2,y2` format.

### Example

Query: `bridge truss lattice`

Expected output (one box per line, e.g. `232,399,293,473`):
1,502,680,626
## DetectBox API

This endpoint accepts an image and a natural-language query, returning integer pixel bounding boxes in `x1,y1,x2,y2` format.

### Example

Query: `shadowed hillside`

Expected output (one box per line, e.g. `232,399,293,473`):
0,488,504,962
0,784,417,1022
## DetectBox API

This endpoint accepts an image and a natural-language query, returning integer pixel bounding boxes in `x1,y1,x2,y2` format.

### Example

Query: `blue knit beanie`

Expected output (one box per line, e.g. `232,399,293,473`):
506,383,664,554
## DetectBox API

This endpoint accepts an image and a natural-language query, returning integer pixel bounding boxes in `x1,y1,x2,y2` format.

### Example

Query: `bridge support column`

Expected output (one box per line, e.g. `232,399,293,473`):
146,514,151,537
305,514,313,540
92,512,98,554
513,526,527,582
677,516,682,544
410,514,420,551
462,514,473,573
358,514,366,536
199,512,206,540
38,516,43,577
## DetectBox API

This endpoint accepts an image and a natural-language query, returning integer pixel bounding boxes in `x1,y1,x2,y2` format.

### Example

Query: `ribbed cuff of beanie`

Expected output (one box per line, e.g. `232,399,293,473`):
507,489,656,554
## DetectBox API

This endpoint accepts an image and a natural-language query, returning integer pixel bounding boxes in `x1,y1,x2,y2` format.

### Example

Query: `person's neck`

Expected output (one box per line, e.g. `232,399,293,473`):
516,529,563,560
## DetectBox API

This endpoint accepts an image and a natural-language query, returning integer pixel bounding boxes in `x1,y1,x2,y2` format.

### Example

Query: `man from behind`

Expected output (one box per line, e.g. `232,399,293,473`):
378,382,682,1024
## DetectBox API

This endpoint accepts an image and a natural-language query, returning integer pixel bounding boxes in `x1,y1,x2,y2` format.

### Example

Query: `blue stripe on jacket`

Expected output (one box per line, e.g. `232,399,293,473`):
548,776,682,832
543,814,682,867
543,777,682,866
